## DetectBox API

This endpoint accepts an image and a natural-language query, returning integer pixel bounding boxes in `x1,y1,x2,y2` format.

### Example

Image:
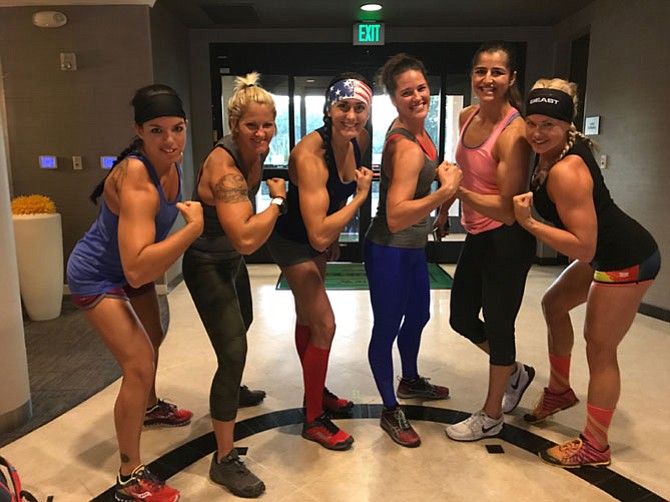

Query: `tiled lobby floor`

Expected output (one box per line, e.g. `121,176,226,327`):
1,264,668,501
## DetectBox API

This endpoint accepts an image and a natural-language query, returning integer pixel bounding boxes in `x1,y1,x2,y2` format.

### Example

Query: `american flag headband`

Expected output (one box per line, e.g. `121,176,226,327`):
325,79,372,110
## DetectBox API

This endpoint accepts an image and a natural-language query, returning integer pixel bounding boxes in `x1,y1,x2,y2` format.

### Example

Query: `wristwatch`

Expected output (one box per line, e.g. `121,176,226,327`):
270,196,287,215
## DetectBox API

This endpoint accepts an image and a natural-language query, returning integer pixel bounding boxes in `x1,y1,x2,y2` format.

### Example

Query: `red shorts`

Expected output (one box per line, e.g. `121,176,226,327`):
70,282,155,310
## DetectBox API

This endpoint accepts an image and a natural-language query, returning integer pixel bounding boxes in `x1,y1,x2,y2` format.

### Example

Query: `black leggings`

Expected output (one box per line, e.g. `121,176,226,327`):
449,223,535,366
182,248,252,421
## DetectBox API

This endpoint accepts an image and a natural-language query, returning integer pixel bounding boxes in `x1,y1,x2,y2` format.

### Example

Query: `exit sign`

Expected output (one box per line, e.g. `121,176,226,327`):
353,22,385,46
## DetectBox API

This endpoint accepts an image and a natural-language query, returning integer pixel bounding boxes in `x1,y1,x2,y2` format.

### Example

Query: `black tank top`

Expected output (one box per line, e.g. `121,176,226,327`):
276,126,362,243
533,140,656,270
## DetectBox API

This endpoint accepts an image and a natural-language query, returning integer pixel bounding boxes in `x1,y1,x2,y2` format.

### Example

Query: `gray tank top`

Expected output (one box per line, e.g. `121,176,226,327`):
366,127,437,248
189,135,262,257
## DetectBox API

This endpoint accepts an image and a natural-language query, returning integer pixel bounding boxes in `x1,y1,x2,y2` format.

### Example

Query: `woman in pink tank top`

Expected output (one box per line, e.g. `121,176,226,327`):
444,42,537,442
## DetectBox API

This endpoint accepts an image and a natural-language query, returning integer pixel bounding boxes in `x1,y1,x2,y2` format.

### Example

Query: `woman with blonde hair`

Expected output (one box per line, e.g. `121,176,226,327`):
513,78,659,467
183,72,286,497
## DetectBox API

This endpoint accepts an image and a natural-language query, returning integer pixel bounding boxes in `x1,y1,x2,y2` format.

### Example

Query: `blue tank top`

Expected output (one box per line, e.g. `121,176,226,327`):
66,154,182,295
276,126,362,243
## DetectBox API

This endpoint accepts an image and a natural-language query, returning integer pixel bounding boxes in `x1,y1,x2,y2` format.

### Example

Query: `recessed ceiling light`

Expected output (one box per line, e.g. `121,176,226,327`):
360,3,383,12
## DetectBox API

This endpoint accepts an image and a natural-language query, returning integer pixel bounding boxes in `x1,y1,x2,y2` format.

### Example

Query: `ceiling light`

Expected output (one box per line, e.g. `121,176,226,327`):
360,3,383,12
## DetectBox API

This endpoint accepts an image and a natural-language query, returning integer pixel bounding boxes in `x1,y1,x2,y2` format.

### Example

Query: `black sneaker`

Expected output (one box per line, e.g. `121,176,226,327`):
209,449,265,498
238,385,266,408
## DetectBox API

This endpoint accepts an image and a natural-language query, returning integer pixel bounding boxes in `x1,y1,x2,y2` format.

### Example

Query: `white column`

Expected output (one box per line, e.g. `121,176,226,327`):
0,57,32,432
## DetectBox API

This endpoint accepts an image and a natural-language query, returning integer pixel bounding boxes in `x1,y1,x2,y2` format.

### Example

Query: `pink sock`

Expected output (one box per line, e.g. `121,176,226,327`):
548,353,572,393
582,403,614,451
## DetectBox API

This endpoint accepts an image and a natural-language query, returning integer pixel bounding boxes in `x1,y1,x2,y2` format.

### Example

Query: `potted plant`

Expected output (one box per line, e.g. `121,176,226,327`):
11,194,63,320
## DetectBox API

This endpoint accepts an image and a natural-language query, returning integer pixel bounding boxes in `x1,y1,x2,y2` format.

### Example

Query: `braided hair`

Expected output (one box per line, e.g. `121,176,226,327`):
529,78,595,189
320,72,371,170
89,84,182,204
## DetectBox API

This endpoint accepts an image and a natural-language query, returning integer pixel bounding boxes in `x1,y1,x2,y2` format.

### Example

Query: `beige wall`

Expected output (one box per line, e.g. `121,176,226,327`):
553,0,669,313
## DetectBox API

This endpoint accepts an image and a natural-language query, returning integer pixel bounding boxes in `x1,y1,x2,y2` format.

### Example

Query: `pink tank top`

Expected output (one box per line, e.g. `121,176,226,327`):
455,106,520,235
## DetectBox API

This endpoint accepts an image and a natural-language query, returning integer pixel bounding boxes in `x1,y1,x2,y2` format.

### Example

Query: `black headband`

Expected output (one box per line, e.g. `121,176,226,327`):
526,88,574,123
134,93,186,124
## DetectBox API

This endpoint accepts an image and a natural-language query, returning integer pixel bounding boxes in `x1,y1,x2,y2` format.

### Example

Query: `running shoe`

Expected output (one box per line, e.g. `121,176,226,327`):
238,385,266,408
445,410,503,442
396,376,449,400
524,387,579,424
144,399,192,427
302,414,354,451
209,449,265,498
380,407,421,448
114,465,179,502
539,435,611,468
502,363,536,413
322,387,354,414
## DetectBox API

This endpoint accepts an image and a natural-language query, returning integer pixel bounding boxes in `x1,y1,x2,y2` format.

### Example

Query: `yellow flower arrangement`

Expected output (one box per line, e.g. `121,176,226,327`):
11,194,57,215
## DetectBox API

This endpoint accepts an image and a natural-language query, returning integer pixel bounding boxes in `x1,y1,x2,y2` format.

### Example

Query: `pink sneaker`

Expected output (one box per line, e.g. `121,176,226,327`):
524,387,579,424
539,435,611,468
144,399,192,427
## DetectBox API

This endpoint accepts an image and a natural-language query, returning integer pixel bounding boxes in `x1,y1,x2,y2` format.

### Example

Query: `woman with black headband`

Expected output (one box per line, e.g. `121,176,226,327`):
365,53,460,448
513,79,659,468
182,73,284,498
444,42,536,443
67,84,203,501
266,72,373,451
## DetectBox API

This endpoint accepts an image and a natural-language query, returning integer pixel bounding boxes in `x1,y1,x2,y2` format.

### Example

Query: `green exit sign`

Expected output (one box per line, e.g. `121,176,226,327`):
353,22,385,46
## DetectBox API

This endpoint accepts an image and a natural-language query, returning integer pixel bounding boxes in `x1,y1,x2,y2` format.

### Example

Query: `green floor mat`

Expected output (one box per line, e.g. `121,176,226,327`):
276,262,452,290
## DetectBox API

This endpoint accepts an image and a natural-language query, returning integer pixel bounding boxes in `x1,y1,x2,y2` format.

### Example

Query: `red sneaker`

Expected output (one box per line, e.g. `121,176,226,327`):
322,387,354,414
144,399,192,427
302,414,354,451
397,376,449,400
114,465,179,502
380,407,421,447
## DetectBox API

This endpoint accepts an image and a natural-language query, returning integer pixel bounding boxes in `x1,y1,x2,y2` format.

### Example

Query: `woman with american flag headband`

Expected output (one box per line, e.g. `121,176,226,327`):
267,72,374,451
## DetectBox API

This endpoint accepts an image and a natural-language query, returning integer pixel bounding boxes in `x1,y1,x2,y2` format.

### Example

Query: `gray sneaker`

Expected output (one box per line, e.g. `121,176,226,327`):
210,448,265,498
445,410,503,441
502,363,535,414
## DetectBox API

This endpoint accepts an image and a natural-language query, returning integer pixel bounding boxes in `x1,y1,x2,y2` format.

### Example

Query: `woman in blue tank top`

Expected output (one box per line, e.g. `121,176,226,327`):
66,84,203,501
266,72,373,451
513,78,660,468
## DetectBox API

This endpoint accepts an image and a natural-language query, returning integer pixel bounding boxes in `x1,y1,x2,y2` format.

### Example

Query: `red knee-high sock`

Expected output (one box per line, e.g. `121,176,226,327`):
303,344,329,423
548,353,572,393
582,403,614,451
295,323,311,364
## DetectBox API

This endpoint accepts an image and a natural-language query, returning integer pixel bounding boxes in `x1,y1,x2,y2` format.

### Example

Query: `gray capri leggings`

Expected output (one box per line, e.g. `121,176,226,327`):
182,248,251,421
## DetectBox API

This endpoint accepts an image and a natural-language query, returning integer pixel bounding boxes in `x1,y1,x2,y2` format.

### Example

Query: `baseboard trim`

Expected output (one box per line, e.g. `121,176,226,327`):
639,303,670,323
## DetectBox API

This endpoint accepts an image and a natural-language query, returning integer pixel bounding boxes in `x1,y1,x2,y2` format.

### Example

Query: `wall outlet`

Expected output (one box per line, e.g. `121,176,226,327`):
599,154,608,169
72,155,83,170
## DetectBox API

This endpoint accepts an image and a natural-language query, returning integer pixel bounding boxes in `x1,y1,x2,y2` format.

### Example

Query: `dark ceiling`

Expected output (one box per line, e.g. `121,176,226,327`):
156,0,596,29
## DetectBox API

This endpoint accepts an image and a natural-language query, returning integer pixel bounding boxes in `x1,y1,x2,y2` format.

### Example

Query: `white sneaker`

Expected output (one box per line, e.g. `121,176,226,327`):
502,362,535,414
445,410,503,441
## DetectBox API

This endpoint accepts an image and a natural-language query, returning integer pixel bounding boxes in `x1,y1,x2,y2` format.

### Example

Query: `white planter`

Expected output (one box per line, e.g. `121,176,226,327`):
12,213,63,321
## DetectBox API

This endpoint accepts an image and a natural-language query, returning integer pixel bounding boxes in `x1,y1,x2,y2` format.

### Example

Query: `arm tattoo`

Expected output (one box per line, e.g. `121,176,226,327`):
111,163,127,195
214,173,248,203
